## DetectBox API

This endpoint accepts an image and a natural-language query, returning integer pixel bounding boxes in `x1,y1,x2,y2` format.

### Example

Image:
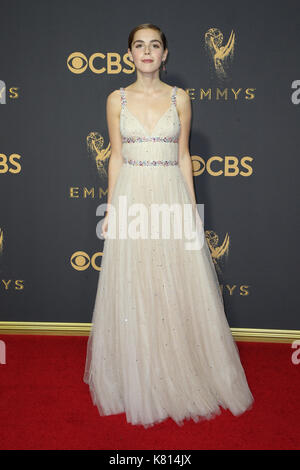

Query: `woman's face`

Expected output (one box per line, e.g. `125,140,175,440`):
128,28,167,72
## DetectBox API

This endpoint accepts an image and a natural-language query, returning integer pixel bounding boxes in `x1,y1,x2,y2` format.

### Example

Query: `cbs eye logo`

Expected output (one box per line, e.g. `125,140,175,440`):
70,251,103,271
67,52,134,75
191,155,254,176
0,154,22,173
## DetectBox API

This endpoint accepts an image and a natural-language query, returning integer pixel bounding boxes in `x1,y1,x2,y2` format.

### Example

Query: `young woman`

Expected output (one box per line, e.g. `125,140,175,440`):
83,23,254,428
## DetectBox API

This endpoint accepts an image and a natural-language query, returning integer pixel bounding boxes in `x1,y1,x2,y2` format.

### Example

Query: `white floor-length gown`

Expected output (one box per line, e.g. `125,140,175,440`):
83,85,254,428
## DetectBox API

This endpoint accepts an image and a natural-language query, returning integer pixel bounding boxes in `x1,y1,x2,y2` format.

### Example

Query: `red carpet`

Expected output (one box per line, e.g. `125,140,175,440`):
0,334,299,450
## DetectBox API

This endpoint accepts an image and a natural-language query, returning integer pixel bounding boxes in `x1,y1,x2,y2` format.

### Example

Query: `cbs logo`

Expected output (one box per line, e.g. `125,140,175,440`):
70,251,103,271
192,155,253,176
0,154,21,173
67,52,134,75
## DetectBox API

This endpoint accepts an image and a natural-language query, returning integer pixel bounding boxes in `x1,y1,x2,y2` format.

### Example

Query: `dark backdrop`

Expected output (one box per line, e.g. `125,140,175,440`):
0,0,299,329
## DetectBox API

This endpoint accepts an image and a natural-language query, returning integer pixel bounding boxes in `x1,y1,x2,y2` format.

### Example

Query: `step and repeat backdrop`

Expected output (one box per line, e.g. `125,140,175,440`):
0,0,299,330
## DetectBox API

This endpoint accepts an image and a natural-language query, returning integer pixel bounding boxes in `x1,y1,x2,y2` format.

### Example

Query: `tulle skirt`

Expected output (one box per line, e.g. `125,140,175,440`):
83,163,254,428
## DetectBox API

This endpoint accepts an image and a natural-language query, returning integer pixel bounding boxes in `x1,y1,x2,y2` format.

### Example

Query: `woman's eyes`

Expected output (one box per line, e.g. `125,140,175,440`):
136,44,160,48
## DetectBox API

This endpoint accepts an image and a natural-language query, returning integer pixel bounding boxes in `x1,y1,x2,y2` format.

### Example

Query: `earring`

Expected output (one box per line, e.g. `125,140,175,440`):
162,61,167,73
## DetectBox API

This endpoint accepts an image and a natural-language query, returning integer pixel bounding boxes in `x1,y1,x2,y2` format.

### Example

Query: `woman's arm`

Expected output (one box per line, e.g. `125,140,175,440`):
177,88,197,207
105,90,124,214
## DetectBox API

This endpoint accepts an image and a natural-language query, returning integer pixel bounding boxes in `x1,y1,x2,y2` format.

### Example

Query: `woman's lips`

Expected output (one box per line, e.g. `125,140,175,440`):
142,59,153,63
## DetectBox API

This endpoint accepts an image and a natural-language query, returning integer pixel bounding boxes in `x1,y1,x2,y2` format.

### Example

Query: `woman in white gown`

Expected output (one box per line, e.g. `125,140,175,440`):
83,23,254,428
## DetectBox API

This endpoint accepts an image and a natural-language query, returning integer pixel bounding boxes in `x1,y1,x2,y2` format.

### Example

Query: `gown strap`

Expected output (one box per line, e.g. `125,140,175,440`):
171,86,178,107
120,87,126,108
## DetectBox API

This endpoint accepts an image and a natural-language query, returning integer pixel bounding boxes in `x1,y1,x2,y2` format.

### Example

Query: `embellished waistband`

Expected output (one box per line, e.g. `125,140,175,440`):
123,158,178,167
122,136,179,143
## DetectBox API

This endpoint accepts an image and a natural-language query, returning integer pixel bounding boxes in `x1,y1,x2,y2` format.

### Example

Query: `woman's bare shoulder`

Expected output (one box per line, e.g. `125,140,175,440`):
106,88,122,115
106,88,122,103
175,86,190,100
175,87,191,109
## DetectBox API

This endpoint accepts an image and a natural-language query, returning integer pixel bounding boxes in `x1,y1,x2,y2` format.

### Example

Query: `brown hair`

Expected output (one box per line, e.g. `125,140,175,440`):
128,23,168,51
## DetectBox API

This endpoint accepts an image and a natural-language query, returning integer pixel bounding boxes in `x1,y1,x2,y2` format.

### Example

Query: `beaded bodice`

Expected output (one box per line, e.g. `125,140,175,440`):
120,86,181,167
